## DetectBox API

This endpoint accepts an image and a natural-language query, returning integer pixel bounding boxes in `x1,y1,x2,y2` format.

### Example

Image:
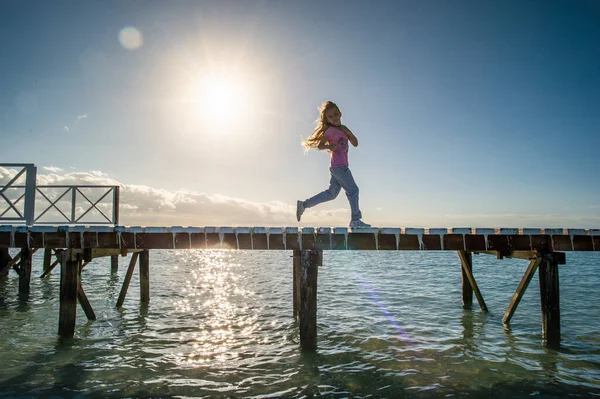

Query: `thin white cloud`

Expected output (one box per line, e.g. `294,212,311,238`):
42,166,64,173
0,166,345,226
62,114,87,133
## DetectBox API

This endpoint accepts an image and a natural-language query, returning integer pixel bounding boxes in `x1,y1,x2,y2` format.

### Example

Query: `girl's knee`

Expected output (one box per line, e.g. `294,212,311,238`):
327,190,340,200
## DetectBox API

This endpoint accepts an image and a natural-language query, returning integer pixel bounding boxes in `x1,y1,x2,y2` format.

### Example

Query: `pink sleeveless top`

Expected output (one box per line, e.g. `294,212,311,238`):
324,127,349,167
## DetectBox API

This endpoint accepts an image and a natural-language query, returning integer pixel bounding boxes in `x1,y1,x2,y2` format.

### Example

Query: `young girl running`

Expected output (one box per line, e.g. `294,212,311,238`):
296,101,371,228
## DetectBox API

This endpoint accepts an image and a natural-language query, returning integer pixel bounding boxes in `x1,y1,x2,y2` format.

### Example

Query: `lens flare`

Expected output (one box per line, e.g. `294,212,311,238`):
356,272,413,345
118,26,143,50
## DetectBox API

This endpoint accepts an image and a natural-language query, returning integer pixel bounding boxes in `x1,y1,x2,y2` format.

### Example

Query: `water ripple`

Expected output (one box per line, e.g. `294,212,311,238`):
0,250,598,397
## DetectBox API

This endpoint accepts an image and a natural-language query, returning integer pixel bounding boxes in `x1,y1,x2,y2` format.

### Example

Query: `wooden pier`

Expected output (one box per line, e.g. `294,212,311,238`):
1,225,598,350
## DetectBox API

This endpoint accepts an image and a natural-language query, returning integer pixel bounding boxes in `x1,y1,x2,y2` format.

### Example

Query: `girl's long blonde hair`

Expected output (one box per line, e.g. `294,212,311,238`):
302,101,339,149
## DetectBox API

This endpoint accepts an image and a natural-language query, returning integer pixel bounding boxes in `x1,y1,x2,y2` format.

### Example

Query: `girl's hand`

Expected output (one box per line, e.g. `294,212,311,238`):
328,143,338,152
340,125,358,147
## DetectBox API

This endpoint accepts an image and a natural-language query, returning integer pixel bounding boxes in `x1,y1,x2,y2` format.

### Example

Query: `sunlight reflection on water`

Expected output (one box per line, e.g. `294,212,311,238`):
0,250,599,397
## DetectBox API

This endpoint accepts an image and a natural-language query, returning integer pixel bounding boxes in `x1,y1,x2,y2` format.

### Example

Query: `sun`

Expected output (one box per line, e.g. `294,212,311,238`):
193,73,248,122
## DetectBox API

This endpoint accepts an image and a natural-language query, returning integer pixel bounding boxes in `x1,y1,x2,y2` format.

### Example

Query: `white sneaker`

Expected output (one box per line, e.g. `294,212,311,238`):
296,200,305,222
349,219,371,228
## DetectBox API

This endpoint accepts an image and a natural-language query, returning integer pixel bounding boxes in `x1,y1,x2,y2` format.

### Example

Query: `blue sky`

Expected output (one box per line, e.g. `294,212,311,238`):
1,0,599,227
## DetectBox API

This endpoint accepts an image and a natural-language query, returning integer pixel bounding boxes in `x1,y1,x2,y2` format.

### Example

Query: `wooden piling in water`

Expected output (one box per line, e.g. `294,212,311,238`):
40,250,61,278
0,248,11,278
43,248,52,273
293,250,301,318
59,249,80,338
139,250,150,303
459,250,473,309
457,250,488,312
116,252,139,308
539,252,561,348
19,248,32,293
299,249,319,350
0,250,21,277
77,280,96,320
503,257,542,324
111,255,119,272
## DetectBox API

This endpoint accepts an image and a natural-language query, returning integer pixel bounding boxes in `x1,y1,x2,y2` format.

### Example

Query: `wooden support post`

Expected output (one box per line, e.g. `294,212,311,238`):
40,258,60,278
59,249,80,338
299,249,319,350
77,280,96,320
539,253,560,348
0,250,21,277
0,248,10,278
293,250,301,318
457,250,488,312
19,248,32,293
111,255,119,272
43,248,52,273
503,257,542,324
116,252,139,308
139,250,150,303
460,250,473,309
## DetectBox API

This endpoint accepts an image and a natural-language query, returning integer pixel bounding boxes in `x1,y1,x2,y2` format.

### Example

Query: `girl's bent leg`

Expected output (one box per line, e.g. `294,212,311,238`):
331,167,362,221
303,174,342,208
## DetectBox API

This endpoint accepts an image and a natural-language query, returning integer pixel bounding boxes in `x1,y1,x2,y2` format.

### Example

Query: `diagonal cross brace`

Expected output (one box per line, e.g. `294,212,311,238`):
75,187,113,223
35,187,72,222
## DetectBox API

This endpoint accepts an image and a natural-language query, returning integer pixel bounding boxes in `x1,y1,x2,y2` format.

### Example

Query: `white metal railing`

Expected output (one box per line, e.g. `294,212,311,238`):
0,164,119,225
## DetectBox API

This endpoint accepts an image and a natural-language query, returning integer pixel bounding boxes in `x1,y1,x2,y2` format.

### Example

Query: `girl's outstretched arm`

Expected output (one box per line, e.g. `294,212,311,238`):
340,125,358,147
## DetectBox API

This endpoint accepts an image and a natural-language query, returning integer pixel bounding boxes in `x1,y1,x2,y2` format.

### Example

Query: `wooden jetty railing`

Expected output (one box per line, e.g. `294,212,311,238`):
0,163,120,226
1,225,599,349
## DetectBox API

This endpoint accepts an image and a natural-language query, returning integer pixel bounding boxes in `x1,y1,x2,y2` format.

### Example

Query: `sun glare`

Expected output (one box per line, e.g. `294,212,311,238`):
193,74,248,122
176,67,264,139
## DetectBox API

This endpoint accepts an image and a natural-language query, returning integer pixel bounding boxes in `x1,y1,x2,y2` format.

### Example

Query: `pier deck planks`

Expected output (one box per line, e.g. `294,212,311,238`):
0,226,598,251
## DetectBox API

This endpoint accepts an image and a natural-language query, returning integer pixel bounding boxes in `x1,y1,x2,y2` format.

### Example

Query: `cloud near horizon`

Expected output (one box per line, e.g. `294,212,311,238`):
0,167,598,228
0,166,347,226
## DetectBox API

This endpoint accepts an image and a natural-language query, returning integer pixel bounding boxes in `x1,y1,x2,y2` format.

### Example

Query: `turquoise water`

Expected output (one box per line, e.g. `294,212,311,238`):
0,250,599,398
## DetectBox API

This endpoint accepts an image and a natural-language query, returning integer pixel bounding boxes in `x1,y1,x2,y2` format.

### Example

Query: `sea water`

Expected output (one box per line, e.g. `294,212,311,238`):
0,250,599,398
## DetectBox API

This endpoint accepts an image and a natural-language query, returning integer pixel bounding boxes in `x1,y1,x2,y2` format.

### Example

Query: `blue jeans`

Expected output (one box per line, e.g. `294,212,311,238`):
303,166,362,221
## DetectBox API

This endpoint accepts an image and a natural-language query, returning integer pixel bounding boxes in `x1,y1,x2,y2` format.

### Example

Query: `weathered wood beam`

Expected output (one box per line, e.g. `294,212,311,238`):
299,249,319,350
457,250,488,312
460,250,473,309
503,257,542,324
539,253,561,348
77,280,96,320
116,252,139,308
476,250,536,260
92,248,143,259
0,250,22,276
139,250,150,303
40,258,60,278
476,250,566,264
59,249,80,338
2,230,597,251
43,248,53,273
